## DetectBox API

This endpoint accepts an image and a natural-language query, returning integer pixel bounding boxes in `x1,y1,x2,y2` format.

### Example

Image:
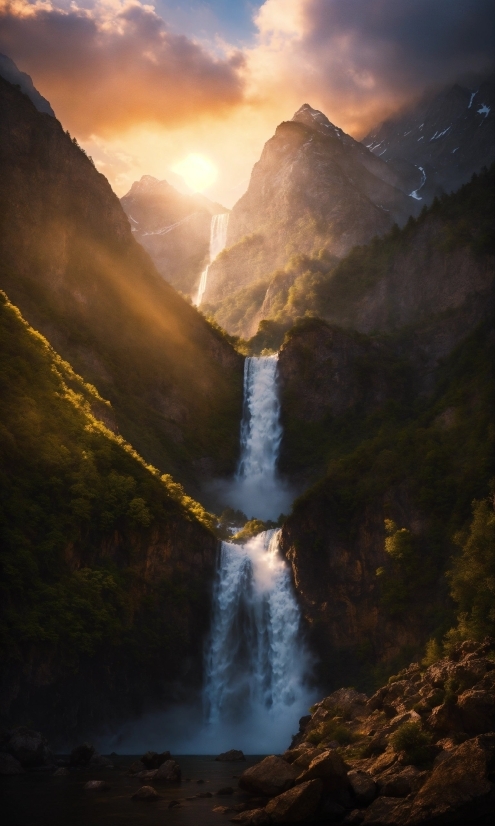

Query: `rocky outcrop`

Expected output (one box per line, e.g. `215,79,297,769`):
232,641,495,824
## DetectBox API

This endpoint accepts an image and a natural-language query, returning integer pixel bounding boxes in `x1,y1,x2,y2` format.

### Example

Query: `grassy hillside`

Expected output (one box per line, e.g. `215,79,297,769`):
0,77,243,495
0,291,218,737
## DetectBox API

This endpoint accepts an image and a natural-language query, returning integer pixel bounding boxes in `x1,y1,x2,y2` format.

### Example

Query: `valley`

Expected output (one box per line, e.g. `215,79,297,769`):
0,47,494,826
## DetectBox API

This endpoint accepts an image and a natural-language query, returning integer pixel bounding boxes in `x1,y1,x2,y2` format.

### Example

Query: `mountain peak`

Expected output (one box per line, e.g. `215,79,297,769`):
291,103,344,138
0,53,54,117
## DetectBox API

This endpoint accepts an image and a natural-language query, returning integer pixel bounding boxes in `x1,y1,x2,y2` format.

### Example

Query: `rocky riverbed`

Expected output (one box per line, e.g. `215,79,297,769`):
1,638,493,825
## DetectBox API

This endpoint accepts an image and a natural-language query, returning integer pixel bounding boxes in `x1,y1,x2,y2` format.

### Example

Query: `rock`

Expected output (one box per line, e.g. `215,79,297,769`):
406,735,495,825
265,778,323,823
296,748,349,793
343,809,365,825
168,799,180,808
375,765,426,798
141,750,171,769
54,767,70,776
127,760,146,774
216,749,246,761
70,742,95,767
132,785,160,801
216,786,234,795
348,769,376,805
368,750,398,776
89,753,113,768
379,775,412,798
0,752,24,775
197,791,213,798
213,806,232,814
457,689,495,734
366,711,421,755
84,780,110,791
361,796,412,825
426,701,464,734
239,755,298,797
232,798,269,813
291,747,323,771
8,727,51,767
154,759,181,783
135,769,158,781
230,810,271,825
322,688,369,719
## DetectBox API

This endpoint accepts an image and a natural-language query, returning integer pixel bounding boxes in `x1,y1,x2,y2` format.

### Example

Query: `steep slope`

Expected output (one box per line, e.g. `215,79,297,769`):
363,78,495,203
0,292,217,740
0,76,243,493
279,318,494,690
0,53,54,116
121,175,228,296
202,104,414,337
251,166,495,342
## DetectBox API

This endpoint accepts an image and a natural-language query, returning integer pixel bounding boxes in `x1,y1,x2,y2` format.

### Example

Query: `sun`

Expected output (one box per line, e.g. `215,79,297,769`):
171,153,218,193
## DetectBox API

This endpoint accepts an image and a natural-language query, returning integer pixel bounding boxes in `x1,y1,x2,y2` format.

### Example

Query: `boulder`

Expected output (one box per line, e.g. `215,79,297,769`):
239,755,298,797
296,748,349,793
406,735,495,825
361,796,412,825
230,810,271,825
54,767,70,776
154,759,181,783
322,688,369,719
366,711,421,755
168,799,181,808
127,760,146,774
0,752,24,775
84,780,110,791
216,786,234,795
141,750,171,769
457,689,495,734
426,702,463,734
216,749,245,761
265,778,323,823
291,747,323,771
8,727,51,767
69,742,95,767
348,769,376,805
132,785,160,801
89,753,113,768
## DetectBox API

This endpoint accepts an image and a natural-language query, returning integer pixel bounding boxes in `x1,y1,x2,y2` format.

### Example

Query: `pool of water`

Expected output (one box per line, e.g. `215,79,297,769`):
2,755,265,826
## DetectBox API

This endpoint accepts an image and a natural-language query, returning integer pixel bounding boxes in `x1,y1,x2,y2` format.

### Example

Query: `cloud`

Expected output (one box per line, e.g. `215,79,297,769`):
0,0,245,136
249,0,495,135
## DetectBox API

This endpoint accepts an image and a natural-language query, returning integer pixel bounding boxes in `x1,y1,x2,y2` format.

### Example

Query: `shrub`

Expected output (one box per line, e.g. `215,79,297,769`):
390,722,432,765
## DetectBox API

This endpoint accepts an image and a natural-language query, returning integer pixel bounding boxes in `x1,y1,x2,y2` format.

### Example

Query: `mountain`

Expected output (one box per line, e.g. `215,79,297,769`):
246,166,495,349
120,176,228,297
0,291,217,739
0,53,54,116
201,104,415,337
0,75,243,494
362,78,495,203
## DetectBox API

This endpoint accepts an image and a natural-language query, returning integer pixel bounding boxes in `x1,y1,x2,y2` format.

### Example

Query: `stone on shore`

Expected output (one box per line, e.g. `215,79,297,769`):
7,727,51,768
70,743,95,767
154,759,181,783
131,784,160,801
265,778,323,823
141,750,171,769
84,780,110,791
239,754,298,797
0,752,24,775
230,809,271,825
216,749,246,761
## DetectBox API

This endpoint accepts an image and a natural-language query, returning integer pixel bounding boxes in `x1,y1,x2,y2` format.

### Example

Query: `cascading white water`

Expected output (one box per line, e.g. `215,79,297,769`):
197,355,313,751
195,212,229,307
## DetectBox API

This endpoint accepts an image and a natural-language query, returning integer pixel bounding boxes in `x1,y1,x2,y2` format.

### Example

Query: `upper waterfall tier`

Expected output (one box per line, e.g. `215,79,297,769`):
195,212,229,307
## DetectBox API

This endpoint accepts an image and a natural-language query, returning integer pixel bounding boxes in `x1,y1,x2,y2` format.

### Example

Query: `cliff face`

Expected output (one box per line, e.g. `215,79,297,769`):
277,314,494,689
0,77,243,492
203,104,414,336
0,292,218,741
121,176,227,297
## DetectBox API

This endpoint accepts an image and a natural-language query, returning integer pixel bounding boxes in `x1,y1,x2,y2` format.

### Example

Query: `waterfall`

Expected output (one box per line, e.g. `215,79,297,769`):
194,212,229,307
199,355,313,752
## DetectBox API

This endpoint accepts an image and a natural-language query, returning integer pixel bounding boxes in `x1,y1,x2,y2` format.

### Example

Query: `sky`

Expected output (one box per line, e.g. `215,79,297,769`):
0,0,493,205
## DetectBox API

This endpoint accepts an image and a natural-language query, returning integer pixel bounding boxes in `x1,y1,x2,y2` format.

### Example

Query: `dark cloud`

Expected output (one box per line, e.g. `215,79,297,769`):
302,0,494,101
0,1,245,136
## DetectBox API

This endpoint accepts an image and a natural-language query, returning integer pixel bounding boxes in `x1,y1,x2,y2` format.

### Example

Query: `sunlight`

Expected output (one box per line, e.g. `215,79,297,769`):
171,153,218,192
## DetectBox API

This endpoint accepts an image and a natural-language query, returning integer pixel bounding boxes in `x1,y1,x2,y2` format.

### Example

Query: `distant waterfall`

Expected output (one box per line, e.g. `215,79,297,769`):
200,355,313,752
195,212,229,307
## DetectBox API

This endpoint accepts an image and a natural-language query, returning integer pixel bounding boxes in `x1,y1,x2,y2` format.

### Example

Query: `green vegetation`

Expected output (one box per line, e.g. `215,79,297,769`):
390,722,433,766
0,291,215,678
243,165,494,338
